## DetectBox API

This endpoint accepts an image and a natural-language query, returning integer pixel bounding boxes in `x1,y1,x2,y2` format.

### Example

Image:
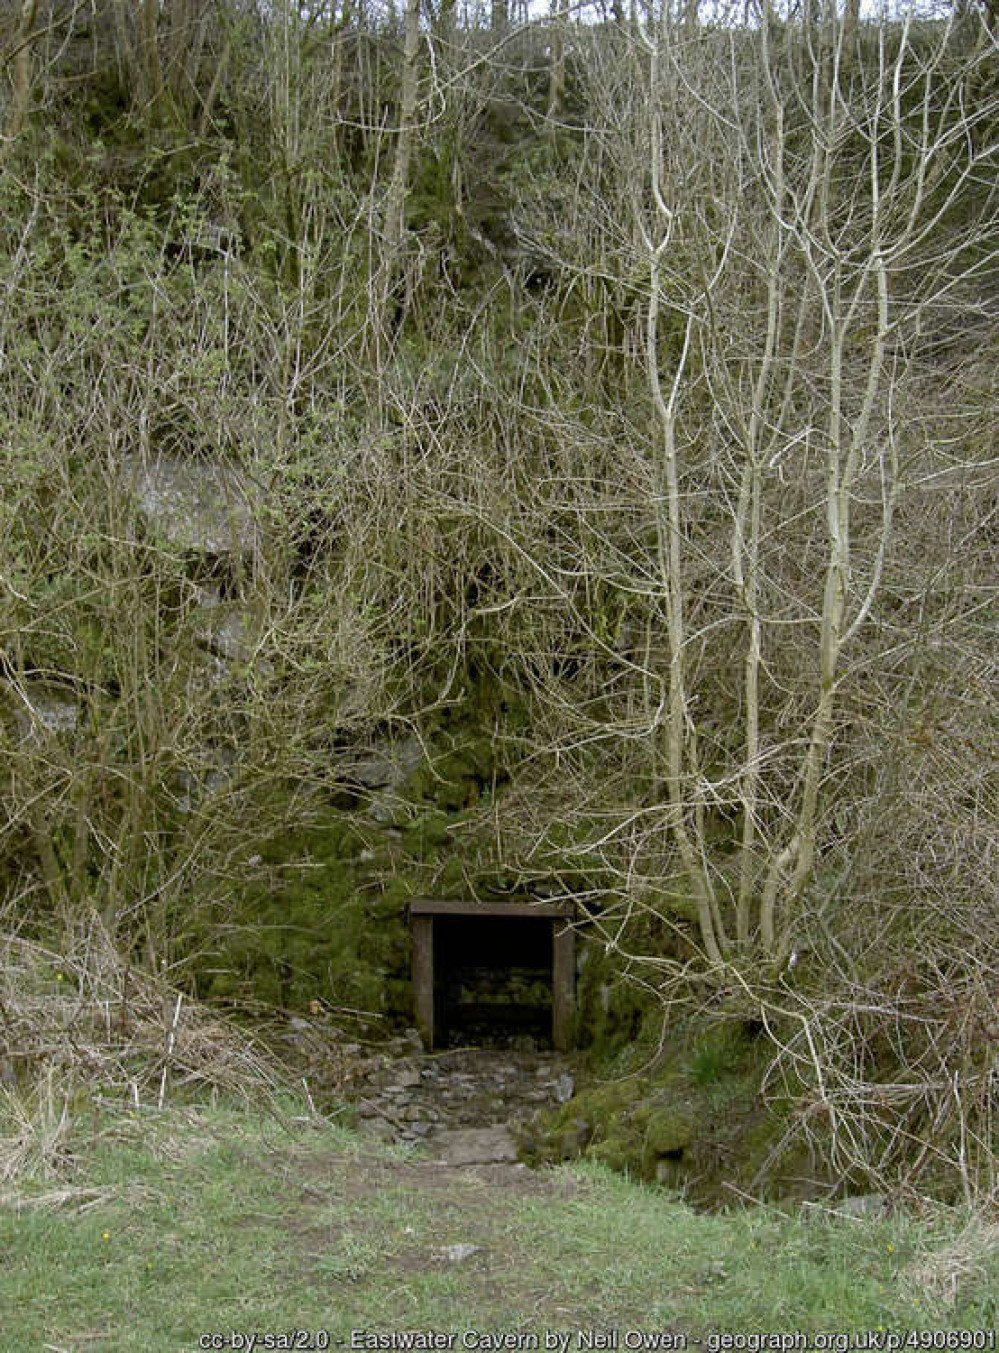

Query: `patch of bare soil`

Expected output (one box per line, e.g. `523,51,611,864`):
303,1143,596,1319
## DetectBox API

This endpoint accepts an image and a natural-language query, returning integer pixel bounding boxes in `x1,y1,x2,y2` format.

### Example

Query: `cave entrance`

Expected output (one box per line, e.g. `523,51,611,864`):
410,900,576,1051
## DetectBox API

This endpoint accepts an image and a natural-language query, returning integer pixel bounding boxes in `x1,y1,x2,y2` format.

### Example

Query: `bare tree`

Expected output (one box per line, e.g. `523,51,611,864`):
447,0,997,1193
377,0,422,349
495,4,998,969
0,0,39,162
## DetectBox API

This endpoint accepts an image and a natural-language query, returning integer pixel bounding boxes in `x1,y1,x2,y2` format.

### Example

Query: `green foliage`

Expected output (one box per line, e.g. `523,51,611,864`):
573,948,652,1054
198,818,402,1014
402,812,450,859
689,1026,748,1086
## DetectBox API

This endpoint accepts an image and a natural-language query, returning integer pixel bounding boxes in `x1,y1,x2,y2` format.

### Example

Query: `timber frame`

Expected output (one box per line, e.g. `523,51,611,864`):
409,899,576,1052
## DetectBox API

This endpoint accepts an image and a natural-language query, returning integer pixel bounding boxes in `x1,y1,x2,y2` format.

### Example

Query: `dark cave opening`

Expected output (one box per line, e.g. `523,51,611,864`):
434,914,555,1049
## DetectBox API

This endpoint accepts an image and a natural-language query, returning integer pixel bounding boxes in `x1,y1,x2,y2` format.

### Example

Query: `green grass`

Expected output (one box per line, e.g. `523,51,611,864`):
0,1103,996,1351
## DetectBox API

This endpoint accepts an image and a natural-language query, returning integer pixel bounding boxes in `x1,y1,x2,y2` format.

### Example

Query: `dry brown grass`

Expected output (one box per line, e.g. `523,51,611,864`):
0,915,290,1181
902,1217,999,1315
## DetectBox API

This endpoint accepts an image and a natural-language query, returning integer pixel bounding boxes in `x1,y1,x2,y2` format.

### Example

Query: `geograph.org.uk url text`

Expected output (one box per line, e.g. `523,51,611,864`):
196,1330,995,1353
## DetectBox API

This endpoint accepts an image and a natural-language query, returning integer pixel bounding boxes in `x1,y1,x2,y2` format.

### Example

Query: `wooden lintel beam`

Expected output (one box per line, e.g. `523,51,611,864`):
409,898,575,919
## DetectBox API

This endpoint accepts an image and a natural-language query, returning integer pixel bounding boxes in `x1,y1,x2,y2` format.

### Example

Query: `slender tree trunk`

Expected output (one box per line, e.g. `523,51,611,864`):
141,0,165,118
329,0,351,157
842,0,861,63
547,0,564,132
734,21,786,950
30,807,68,915
644,36,725,968
198,34,230,139
378,0,420,349
0,0,39,163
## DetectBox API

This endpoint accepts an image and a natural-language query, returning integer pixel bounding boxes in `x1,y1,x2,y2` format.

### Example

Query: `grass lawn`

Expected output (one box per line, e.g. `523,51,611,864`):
0,1103,996,1352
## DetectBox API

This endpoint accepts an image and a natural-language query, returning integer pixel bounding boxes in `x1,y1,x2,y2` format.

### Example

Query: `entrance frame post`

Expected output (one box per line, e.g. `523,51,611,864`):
552,919,575,1052
412,912,435,1050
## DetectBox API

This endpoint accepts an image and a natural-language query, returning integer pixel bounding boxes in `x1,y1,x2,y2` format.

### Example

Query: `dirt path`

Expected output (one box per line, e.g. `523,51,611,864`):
270,1126,649,1334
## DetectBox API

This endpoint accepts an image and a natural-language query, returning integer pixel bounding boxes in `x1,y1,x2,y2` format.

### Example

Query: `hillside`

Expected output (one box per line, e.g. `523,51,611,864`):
0,0,997,1209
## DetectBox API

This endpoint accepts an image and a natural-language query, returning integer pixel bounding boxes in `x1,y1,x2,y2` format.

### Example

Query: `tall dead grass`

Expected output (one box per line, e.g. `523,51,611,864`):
0,914,289,1182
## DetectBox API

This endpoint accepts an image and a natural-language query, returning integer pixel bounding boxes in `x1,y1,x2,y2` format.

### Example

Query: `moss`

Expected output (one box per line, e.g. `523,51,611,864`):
378,876,418,909
382,978,415,1017
688,1023,748,1085
401,812,450,859
191,806,420,1018
527,1008,815,1202
305,820,366,863
644,1104,696,1158
573,944,654,1053
366,893,406,926
403,766,439,803
402,728,496,812
437,856,466,894
587,1136,638,1175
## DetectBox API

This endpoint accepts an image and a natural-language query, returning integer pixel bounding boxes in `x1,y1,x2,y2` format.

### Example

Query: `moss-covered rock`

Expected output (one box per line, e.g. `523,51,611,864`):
189,698,511,1024
573,944,657,1054
194,809,414,1017
531,1011,825,1205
